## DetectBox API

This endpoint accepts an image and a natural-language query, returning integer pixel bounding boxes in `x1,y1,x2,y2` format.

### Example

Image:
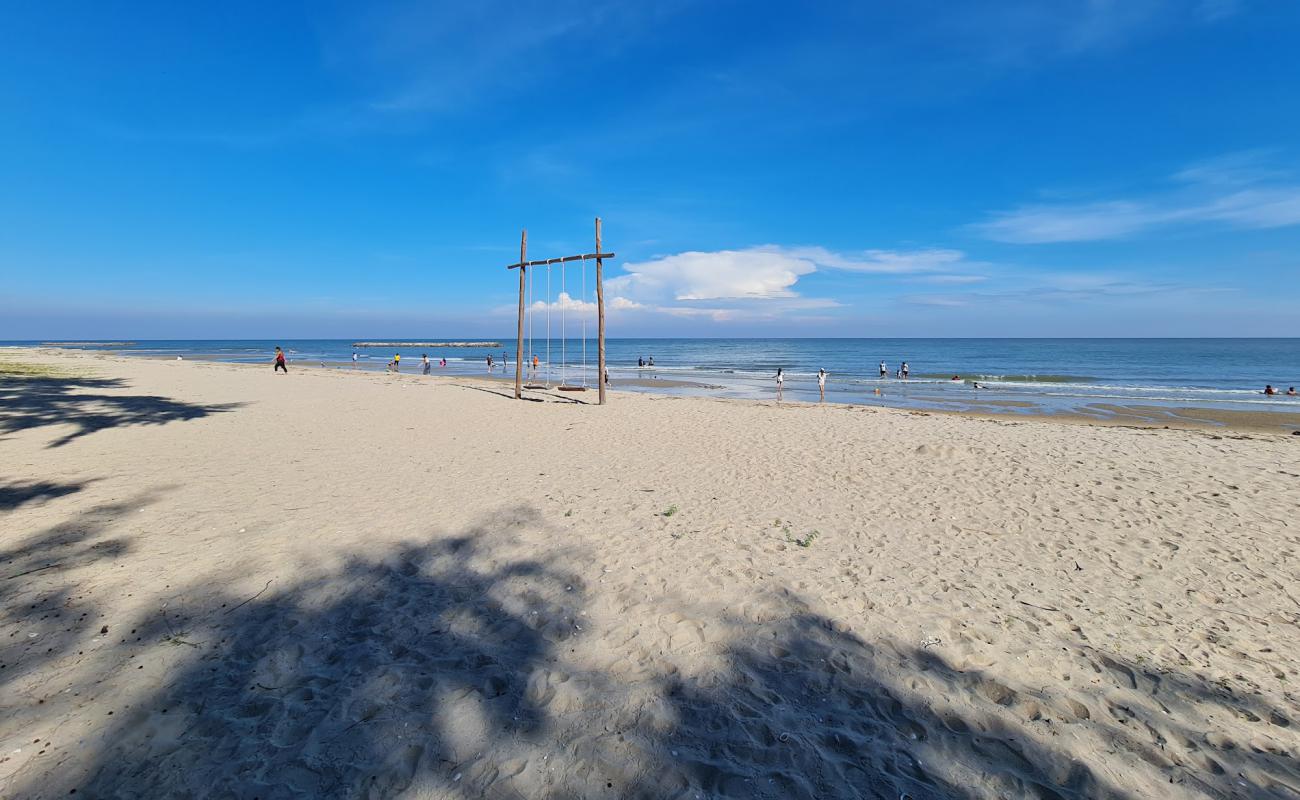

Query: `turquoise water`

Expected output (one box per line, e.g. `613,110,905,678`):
10,338,1300,415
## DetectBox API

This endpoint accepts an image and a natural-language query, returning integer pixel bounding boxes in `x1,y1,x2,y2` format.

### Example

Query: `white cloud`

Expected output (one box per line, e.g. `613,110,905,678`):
608,248,816,301
975,201,1168,243
915,274,990,285
529,292,597,317
596,244,984,324
780,246,967,273
901,273,1230,310
1173,150,1286,187
975,153,1300,243
609,245,977,304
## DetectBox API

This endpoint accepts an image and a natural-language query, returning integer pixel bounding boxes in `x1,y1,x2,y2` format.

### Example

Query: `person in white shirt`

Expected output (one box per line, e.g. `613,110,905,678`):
817,368,827,402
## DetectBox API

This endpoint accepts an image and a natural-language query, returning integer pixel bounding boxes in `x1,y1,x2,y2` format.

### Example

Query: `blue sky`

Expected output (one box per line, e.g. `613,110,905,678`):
2,0,1298,338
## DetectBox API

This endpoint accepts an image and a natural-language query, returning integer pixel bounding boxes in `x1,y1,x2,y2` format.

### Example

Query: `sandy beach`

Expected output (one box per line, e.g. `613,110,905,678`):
2,347,1298,799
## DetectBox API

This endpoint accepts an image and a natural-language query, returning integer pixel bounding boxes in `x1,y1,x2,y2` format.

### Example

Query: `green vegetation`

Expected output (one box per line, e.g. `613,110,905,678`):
661,505,678,517
0,358,84,379
783,526,820,548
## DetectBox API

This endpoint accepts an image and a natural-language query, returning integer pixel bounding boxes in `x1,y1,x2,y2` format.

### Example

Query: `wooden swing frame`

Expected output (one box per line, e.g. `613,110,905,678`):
506,217,613,404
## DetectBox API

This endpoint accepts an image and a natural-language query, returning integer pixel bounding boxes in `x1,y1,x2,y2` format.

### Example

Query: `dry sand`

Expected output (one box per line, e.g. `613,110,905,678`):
2,348,1298,799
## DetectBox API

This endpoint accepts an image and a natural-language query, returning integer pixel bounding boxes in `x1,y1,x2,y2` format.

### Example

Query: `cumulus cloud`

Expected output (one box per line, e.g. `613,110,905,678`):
529,291,596,316
607,248,816,301
608,245,978,310
514,244,986,327
974,152,1300,243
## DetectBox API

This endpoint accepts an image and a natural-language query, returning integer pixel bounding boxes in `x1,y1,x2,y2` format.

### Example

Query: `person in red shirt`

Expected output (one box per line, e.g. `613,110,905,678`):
273,346,287,374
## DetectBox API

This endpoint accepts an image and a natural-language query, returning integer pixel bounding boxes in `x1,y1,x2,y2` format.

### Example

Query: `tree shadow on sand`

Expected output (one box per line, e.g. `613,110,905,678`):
8,505,588,798
0,477,95,511
2,491,161,701
633,598,1300,799
0,374,241,447
7,514,1299,799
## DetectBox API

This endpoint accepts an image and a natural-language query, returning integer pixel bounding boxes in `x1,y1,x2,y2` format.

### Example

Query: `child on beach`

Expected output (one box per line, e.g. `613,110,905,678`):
273,347,287,374
486,355,494,372
351,351,358,367
775,368,784,403
818,368,827,402
393,353,400,371
422,354,431,375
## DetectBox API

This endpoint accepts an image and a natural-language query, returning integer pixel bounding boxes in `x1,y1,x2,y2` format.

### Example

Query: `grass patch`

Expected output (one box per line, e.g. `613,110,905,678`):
661,505,678,517
0,358,83,379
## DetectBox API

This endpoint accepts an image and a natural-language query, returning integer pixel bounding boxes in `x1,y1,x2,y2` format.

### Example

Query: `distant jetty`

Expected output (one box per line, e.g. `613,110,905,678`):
351,342,501,348
43,341,137,346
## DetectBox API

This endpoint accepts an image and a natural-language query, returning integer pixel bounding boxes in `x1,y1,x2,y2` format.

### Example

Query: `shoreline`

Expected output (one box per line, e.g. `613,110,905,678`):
12,341,1299,423
7,346,1299,435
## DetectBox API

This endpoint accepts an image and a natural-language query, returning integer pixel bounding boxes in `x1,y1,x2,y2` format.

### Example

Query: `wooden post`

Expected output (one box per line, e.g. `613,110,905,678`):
595,217,606,405
515,229,526,399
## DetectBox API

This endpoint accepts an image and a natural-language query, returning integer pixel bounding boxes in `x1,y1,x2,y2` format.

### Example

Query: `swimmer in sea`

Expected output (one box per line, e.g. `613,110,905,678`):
1288,387,1297,396
1264,384,1277,395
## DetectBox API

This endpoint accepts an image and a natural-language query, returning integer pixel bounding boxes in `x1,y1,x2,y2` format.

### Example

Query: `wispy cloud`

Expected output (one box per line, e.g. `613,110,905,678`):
779,246,968,273
902,273,1235,309
974,151,1300,243
934,0,1241,66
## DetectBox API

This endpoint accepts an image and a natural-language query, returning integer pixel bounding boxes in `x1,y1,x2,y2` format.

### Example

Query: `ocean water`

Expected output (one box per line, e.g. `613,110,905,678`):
10,338,1300,416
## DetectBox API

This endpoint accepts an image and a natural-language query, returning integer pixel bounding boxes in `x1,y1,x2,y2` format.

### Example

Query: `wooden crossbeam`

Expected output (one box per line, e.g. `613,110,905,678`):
506,252,615,269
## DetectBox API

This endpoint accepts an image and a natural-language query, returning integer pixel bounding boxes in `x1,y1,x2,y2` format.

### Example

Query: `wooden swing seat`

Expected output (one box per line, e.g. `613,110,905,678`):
556,385,588,392
524,383,548,390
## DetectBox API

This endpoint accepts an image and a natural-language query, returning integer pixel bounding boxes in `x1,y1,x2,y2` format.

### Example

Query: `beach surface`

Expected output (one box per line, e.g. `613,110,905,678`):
2,348,1298,799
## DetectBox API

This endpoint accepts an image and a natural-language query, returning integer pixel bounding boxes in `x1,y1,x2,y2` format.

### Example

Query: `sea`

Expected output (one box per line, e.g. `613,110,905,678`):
9,338,1300,418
